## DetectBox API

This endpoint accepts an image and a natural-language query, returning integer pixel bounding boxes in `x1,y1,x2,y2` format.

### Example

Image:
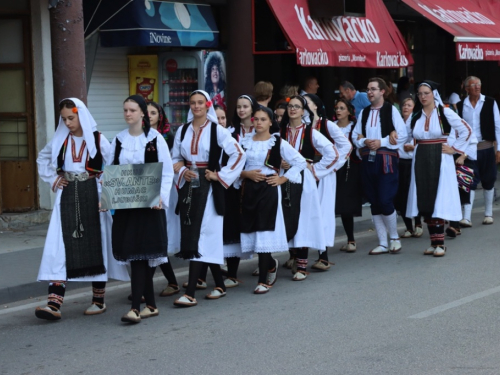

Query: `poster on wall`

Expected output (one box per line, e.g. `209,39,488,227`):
203,51,226,111
128,55,159,103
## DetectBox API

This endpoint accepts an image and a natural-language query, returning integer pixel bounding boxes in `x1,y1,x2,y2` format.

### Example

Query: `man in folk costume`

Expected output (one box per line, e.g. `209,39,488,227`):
351,77,408,255
456,76,500,226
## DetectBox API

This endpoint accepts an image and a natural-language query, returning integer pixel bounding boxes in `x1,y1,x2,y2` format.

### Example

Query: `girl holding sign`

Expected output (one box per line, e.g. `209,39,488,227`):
110,95,174,324
35,98,129,321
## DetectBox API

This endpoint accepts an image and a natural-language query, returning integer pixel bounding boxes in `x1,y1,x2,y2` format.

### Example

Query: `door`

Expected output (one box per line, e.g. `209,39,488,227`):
0,15,36,212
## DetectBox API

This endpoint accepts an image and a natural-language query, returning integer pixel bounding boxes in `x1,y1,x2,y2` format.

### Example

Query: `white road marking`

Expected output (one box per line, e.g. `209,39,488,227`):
409,285,500,319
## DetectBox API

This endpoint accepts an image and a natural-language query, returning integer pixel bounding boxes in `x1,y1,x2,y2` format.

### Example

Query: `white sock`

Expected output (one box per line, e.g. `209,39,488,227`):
463,190,475,221
382,211,399,240
484,189,494,217
372,215,388,247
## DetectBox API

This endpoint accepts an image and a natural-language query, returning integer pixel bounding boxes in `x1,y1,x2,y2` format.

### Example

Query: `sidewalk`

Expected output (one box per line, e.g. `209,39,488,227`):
0,185,495,306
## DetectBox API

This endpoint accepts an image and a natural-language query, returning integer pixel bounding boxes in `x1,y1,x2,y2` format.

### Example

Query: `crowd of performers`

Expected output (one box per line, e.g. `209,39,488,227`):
34,74,499,323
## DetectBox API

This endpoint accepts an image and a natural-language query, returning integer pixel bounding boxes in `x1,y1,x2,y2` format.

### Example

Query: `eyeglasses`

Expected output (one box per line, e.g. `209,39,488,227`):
287,104,303,110
366,88,380,93
417,92,432,97
466,83,481,88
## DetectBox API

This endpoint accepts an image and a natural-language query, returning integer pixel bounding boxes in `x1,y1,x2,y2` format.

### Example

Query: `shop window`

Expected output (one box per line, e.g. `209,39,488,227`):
0,69,26,112
0,118,28,160
0,19,23,63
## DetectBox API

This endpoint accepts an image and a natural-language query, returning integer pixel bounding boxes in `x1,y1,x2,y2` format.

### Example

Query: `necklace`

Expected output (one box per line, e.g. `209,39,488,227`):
71,135,86,162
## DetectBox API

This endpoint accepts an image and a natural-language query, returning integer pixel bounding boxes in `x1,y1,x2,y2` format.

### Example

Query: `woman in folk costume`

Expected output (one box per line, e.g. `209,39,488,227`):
171,90,245,307
239,107,306,293
233,94,260,138
278,95,332,281
331,99,364,253
407,81,473,257
304,94,352,269
146,101,180,298
110,95,174,323
35,98,129,321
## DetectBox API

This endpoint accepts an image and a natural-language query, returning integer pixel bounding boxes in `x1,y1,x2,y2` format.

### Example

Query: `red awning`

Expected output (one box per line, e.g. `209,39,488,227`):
402,0,500,61
266,0,413,68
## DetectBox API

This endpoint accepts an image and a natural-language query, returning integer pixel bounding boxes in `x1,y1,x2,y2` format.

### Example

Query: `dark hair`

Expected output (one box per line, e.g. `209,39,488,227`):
232,95,260,134
214,105,225,112
340,81,355,91
303,76,317,88
124,95,151,136
368,77,388,92
254,81,273,102
304,93,326,129
147,101,172,148
254,106,279,134
279,95,315,134
59,99,76,110
204,53,225,94
334,98,357,123
275,101,288,111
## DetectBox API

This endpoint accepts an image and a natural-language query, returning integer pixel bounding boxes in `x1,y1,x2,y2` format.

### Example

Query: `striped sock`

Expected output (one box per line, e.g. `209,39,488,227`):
47,282,66,311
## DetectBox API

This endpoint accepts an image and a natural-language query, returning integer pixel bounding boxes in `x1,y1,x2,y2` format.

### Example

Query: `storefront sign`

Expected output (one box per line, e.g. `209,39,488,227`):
100,163,163,210
128,55,159,102
456,43,500,61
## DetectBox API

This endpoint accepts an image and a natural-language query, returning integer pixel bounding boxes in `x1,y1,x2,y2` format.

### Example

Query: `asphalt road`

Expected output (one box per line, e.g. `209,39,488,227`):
1,209,500,375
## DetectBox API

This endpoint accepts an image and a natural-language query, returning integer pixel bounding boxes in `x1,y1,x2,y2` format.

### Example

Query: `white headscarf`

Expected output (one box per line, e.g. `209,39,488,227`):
187,90,219,125
51,98,98,168
419,82,444,107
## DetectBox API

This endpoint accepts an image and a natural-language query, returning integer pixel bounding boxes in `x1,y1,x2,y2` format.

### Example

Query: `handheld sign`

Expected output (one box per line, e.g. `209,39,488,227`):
100,163,163,210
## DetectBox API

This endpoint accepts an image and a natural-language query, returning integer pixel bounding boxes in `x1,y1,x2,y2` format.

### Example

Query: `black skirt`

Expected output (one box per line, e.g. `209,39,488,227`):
394,158,412,216
281,173,303,242
415,143,442,217
60,178,105,279
112,208,168,262
223,186,241,245
335,160,362,216
241,179,278,233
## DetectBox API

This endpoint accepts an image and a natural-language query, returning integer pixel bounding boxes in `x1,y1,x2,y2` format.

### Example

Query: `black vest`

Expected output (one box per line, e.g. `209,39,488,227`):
180,122,225,216
57,131,103,174
361,101,395,138
113,137,158,165
411,105,451,135
457,96,496,142
280,124,316,162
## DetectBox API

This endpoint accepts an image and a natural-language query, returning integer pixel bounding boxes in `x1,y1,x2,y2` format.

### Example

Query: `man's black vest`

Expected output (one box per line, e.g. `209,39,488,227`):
410,105,451,135
57,131,103,174
457,96,496,142
360,101,395,138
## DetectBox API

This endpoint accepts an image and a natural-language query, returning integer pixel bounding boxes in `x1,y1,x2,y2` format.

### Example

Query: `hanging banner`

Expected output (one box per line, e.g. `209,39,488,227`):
128,55,159,103
100,163,163,210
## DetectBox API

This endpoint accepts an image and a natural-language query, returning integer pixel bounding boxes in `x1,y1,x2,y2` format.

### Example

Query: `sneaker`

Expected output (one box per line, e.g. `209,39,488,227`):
254,283,271,294
224,277,240,288
205,287,227,300
267,259,279,286
173,294,197,307
182,279,207,290
159,284,180,297
424,246,436,255
369,245,389,255
292,271,307,281
459,219,472,228
433,246,446,257
121,309,141,324
483,216,494,225
401,230,413,238
251,267,259,276
139,306,159,319
412,226,424,237
35,306,61,321
84,303,106,315
311,259,333,271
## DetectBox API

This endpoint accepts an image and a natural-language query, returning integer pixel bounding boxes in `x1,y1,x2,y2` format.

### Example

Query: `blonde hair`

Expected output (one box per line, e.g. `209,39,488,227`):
254,81,273,102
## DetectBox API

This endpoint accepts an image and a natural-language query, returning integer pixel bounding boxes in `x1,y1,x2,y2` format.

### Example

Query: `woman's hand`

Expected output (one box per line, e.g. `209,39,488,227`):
241,169,266,183
306,162,313,172
455,154,467,166
152,198,162,210
98,201,108,213
57,177,69,190
173,161,185,173
266,174,287,187
442,144,454,155
205,169,219,181
389,131,398,145
281,160,291,170
403,144,415,152
183,170,198,182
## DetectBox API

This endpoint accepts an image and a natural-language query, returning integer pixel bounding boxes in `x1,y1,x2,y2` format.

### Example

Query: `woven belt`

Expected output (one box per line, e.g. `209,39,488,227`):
477,141,494,150
416,139,447,145
185,161,209,168
63,171,95,182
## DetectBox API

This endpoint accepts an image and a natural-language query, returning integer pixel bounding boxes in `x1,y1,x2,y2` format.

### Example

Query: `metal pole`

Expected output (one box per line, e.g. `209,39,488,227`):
50,0,87,116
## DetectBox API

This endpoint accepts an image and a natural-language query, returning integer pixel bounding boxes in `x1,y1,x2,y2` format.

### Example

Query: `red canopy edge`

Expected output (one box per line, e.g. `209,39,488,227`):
266,0,414,68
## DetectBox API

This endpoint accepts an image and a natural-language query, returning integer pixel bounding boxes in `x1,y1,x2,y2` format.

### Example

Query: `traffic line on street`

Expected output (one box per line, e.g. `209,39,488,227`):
409,285,500,319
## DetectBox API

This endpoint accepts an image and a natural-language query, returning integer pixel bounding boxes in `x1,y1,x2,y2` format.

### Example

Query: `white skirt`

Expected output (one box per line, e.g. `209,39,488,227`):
241,187,289,254
166,184,181,255
316,172,337,249
288,168,327,250
37,190,130,282
406,150,462,220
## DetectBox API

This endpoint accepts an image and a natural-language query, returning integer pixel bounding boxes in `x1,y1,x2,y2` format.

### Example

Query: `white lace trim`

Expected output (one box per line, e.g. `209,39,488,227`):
241,239,289,253
285,169,302,184
116,128,159,152
240,134,276,151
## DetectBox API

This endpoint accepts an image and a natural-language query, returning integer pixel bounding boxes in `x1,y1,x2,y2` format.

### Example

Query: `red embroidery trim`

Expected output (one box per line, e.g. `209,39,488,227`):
190,120,209,155
287,124,305,149
71,135,86,163
230,143,243,171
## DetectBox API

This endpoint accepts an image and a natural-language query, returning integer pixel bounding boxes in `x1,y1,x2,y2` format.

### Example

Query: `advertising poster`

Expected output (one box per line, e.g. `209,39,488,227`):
128,55,159,103
203,51,226,111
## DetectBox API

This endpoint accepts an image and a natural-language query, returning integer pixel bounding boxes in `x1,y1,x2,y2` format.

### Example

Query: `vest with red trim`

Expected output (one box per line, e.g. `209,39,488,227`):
57,131,103,174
